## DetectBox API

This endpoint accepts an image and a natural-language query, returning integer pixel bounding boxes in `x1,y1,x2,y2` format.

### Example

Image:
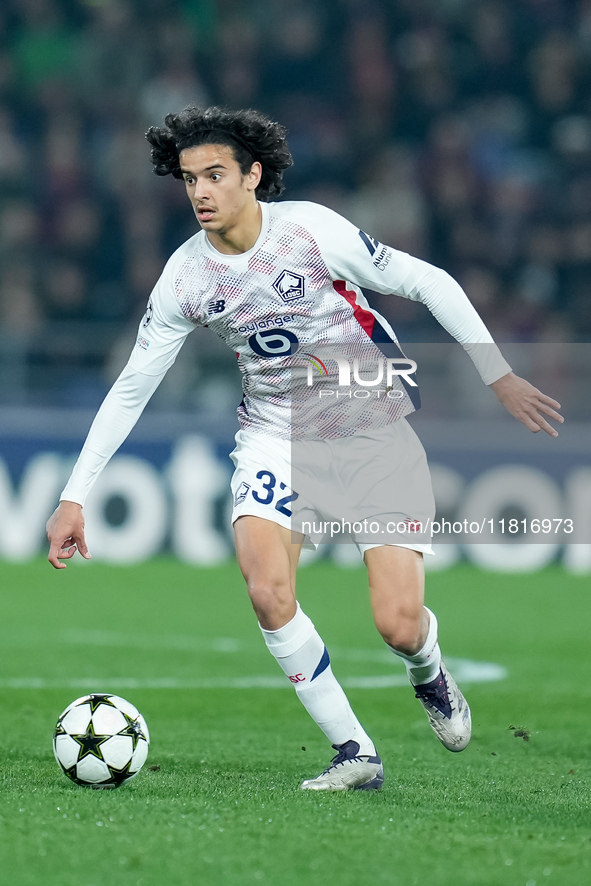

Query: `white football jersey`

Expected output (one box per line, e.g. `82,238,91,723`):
61,200,511,504
128,200,509,439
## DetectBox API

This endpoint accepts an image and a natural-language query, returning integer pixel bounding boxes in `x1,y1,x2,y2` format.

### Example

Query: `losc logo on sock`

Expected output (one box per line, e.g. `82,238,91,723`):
288,674,306,683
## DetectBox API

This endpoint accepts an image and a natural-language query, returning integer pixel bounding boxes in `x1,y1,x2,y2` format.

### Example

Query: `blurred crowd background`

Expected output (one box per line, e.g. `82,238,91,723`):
1,0,590,413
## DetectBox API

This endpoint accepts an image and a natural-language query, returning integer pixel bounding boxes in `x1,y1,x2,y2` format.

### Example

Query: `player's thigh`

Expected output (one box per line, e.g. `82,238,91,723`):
233,515,303,629
230,429,300,534
364,544,426,644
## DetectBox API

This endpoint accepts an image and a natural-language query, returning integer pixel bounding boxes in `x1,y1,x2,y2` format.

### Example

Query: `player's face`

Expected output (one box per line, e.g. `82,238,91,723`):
179,144,261,239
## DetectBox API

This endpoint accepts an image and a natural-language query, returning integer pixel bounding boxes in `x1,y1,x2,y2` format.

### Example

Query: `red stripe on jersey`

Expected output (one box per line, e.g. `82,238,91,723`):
333,280,375,338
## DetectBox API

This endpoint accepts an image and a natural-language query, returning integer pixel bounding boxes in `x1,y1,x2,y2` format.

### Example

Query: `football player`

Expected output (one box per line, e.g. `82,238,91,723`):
47,106,563,791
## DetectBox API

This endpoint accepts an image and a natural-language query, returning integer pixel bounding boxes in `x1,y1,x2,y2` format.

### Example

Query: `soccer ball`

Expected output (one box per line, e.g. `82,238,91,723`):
53,693,150,788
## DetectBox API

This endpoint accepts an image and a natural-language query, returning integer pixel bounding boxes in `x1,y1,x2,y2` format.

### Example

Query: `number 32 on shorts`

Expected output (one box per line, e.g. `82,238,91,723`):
252,470,299,516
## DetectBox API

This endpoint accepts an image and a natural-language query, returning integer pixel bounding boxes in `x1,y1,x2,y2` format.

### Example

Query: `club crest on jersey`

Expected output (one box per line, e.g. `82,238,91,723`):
273,270,305,303
234,482,251,505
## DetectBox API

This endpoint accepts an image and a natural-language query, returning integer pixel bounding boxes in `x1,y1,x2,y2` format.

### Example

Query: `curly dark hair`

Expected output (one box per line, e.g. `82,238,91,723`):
145,106,293,201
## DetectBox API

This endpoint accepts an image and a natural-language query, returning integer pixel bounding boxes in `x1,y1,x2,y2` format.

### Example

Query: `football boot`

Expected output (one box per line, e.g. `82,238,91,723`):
300,740,384,791
414,660,471,752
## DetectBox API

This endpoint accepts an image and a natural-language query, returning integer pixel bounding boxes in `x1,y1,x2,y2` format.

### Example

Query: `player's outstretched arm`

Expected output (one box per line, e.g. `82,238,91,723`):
47,501,91,570
489,371,564,437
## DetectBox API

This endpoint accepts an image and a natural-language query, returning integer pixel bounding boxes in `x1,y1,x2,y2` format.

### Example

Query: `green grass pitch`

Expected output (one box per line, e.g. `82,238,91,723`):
0,558,589,886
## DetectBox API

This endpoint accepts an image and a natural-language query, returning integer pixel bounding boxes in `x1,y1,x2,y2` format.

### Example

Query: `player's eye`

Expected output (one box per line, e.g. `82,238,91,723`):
184,175,195,185
211,173,221,181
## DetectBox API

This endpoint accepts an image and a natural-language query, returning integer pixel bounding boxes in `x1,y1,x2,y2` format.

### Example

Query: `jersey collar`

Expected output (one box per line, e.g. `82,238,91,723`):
202,202,270,264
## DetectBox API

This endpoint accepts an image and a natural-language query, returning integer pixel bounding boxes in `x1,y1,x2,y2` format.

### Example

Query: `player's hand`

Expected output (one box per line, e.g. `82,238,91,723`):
46,501,91,570
489,371,564,437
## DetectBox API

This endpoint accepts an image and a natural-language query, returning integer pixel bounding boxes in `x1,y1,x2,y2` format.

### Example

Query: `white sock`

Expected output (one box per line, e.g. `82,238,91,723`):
260,603,375,755
390,606,442,687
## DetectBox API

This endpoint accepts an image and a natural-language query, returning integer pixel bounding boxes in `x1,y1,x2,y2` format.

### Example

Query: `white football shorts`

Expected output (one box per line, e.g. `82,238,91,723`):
229,419,435,557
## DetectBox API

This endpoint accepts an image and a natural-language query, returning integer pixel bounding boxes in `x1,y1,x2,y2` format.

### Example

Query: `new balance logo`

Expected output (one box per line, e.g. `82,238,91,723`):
208,299,226,314
402,518,422,532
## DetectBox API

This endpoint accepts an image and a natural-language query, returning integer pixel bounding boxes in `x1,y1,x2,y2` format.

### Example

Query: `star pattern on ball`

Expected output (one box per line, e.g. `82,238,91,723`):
54,694,149,788
119,712,145,751
86,694,117,713
71,722,111,761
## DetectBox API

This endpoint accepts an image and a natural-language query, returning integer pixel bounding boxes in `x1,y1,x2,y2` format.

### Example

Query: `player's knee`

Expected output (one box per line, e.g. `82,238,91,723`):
246,576,294,624
376,614,424,655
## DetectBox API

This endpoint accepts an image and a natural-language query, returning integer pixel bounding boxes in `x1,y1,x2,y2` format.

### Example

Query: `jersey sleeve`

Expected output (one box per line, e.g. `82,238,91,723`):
59,365,167,506
60,255,197,506
298,202,512,385
128,253,197,376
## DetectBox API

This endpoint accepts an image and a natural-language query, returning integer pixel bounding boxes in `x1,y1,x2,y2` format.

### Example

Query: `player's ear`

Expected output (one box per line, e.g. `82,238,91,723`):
246,161,262,192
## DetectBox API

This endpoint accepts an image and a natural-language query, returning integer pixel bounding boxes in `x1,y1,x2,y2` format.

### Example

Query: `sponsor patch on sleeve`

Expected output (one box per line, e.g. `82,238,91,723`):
359,230,392,270
136,334,150,350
